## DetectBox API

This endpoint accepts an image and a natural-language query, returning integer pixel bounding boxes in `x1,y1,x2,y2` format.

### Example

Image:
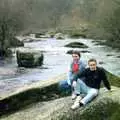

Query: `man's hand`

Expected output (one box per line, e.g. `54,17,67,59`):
72,81,77,87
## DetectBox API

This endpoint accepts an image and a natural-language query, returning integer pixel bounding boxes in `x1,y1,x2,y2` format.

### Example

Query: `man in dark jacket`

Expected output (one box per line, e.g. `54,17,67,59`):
71,58,111,110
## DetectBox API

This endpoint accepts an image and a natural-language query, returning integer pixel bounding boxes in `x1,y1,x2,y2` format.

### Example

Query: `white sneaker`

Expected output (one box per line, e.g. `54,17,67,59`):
71,102,80,110
74,96,82,104
71,93,77,100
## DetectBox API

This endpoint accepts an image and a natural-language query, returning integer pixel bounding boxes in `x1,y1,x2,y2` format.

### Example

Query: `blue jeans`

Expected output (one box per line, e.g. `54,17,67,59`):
75,79,99,105
59,79,82,94
59,80,71,92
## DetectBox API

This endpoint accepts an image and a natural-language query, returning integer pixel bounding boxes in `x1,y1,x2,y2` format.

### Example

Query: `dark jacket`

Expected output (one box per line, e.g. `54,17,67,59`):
78,67,111,90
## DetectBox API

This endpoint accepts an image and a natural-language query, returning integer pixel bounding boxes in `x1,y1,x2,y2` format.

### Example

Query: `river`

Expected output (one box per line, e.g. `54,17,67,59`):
0,37,120,97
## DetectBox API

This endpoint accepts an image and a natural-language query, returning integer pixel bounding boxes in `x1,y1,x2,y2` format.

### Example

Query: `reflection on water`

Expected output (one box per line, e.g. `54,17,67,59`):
0,38,120,95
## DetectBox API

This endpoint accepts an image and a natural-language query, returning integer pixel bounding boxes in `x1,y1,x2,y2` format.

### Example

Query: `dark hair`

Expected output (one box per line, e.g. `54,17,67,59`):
72,51,81,57
88,58,97,63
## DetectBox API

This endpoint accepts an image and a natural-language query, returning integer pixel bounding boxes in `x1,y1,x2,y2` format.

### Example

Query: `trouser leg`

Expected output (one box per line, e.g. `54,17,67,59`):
74,79,88,95
80,88,99,105
59,80,71,91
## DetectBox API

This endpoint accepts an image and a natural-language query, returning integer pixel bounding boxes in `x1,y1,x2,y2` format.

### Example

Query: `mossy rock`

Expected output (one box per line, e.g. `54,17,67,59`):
52,86,120,120
16,48,44,68
35,33,45,38
117,56,120,58
54,33,64,39
65,42,88,48
0,74,66,117
0,72,120,120
106,54,113,57
10,37,24,47
1,86,120,120
70,32,87,38
66,50,91,55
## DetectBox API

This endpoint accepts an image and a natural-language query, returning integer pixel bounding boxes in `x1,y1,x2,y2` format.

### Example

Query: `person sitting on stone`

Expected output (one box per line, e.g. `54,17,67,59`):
59,51,86,99
71,58,111,110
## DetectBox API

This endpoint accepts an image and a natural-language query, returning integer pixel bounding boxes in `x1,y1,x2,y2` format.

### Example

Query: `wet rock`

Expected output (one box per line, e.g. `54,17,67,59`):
116,56,120,58
16,36,43,43
65,42,88,48
66,50,91,55
10,37,24,47
80,50,91,53
35,33,45,38
23,38,34,42
16,48,44,68
106,54,113,57
54,33,64,39
99,61,105,65
35,33,50,38
46,31,55,38
1,86,119,120
70,32,87,38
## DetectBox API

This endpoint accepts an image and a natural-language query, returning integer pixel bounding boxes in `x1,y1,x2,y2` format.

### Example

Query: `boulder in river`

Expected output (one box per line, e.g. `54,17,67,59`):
35,33,51,38
106,54,113,57
70,32,87,38
99,61,105,65
66,50,91,55
117,56,120,58
54,33,64,39
16,48,44,68
65,42,88,48
10,37,24,47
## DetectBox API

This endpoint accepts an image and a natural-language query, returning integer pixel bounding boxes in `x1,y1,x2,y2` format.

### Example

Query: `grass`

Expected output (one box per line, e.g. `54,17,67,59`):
107,71,120,87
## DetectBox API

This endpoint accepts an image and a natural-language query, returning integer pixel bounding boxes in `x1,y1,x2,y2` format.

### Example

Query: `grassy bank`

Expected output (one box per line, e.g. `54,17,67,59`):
107,72,120,87
56,25,120,50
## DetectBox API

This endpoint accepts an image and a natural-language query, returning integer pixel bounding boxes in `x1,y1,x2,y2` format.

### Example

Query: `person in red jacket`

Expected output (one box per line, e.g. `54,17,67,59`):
59,51,86,99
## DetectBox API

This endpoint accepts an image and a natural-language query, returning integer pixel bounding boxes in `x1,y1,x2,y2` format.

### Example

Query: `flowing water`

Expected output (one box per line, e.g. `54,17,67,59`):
0,37,120,97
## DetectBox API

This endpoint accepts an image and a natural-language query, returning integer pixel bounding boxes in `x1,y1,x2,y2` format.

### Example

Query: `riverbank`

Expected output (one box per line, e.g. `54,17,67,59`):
49,25,120,50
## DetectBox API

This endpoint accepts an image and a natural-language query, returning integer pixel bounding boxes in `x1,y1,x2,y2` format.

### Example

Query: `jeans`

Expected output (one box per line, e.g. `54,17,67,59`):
59,79,82,94
59,80,71,92
75,79,99,105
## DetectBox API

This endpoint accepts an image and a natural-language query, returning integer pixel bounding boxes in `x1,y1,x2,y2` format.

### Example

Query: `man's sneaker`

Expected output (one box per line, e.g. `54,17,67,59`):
74,96,82,103
71,102,80,110
71,93,77,100
71,101,84,110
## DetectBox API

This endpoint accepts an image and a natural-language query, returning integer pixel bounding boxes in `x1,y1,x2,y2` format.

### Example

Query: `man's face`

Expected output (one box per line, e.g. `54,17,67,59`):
88,61,97,71
72,54,80,61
